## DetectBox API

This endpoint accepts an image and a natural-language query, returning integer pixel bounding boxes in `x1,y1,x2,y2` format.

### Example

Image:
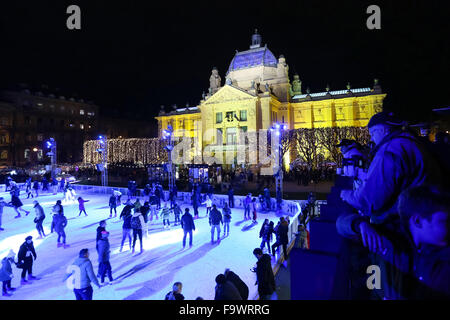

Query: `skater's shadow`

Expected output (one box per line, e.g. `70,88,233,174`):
241,223,257,232
234,219,247,226
81,221,104,229
95,206,109,210
113,256,159,283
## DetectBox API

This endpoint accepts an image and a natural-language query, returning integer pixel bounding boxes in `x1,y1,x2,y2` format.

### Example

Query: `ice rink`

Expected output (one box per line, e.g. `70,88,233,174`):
0,188,290,300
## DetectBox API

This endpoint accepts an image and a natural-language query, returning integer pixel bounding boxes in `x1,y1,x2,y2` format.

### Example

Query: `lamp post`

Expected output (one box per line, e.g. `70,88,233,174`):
270,123,287,210
163,125,175,195
46,138,57,183
97,135,108,188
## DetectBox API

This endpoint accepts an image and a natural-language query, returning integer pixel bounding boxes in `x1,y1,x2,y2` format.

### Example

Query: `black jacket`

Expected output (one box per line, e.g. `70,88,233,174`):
120,204,133,219
18,241,37,263
181,213,195,231
256,254,276,295
214,280,242,300
209,209,223,225
225,271,249,300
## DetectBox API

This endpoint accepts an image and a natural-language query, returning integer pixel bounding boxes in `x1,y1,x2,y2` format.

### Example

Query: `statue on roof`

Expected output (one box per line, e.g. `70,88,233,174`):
289,74,302,96
209,67,221,94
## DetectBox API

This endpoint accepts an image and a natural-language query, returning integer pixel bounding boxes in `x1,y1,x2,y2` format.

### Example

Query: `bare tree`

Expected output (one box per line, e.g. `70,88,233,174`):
293,128,319,169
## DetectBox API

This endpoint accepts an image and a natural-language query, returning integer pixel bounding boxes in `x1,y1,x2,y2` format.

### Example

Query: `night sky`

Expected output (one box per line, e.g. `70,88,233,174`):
0,1,449,125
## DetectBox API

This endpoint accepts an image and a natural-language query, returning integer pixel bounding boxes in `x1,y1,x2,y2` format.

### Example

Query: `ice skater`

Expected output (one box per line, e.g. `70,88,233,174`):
173,202,182,226
1,250,17,297
32,201,46,238
244,193,252,220
160,202,171,229
17,236,38,284
51,200,64,233
259,220,273,253
181,208,195,248
222,203,232,236
32,180,39,198
11,189,30,218
203,195,212,217
54,210,68,248
209,204,223,244
97,231,114,284
131,209,145,254
77,197,90,216
251,198,258,223
109,193,117,218
0,197,13,231
25,178,33,199
119,201,133,252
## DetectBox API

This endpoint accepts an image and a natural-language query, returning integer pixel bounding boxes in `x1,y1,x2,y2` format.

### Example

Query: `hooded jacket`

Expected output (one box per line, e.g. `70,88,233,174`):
53,214,67,232
131,211,145,230
0,257,13,282
225,270,249,300
181,212,195,231
97,238,110,263
214,280,243,300
256,254,276,295
209,208,223,226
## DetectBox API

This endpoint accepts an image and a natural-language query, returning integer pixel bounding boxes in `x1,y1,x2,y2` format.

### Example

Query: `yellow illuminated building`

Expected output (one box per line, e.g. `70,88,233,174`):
155,30,386,167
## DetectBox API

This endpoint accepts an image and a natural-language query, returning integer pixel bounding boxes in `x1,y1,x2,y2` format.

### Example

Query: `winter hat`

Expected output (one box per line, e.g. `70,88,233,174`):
25,236,32,241
215,274,226,285
368,111,403,129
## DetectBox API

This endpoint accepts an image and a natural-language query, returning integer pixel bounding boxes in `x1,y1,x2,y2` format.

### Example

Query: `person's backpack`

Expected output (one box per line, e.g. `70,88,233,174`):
131,216,141,229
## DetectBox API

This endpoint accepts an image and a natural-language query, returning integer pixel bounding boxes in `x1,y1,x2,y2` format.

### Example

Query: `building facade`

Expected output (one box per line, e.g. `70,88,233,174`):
154,31,385,167
0,85,100,167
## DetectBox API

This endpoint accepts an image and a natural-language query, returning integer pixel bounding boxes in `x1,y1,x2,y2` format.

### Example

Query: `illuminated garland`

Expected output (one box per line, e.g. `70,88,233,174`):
83,138,168,164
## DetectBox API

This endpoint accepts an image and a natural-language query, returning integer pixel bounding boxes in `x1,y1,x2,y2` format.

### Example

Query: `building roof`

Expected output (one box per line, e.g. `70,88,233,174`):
291,87,376,101
227,46,278,74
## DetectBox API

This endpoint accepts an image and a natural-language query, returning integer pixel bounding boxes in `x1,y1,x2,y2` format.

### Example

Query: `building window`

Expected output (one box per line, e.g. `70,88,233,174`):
36,102,43,108
80,109,85,115
49,104,55,111
226,127,237,145
37,134,43,141
60,105,65,111
240,110,247,121
216,112,223,123
24,149,30,160
0,150,7,160
282,115,285,123
216,128,223,144
80,123,84,130
37,149,43,160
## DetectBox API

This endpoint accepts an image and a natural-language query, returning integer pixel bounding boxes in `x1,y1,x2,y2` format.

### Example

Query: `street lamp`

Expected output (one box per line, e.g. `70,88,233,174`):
96,135,108,188
270,122,288,210
45,138,57,183
163,125,175,195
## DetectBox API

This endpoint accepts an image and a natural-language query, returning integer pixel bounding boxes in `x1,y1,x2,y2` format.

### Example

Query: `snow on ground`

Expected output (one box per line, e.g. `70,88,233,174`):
0,189,288,300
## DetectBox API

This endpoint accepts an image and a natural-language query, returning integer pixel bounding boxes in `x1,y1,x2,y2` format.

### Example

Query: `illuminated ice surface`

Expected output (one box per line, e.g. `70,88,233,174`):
0,190,287,300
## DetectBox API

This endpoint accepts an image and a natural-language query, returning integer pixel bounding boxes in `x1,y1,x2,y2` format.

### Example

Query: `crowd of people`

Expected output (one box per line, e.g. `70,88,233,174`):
1,175,295,300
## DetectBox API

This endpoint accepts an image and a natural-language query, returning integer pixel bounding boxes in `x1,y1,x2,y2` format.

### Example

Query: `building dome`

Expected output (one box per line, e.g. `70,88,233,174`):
227,46,278,74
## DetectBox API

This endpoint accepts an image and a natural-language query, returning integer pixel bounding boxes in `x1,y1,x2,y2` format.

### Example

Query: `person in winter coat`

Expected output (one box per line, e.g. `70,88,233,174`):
0,197,13,231
11,191,30,218
192,191,200,219
252,248,276,300
172,203,182,226
259,220,274,253
109,194,117,218
77,197,90,217
131,210,145,253
251,198,258,223
63,248,101,300
17,236,38,284
209,204,223,243
165,282,184,300
244,193,252,220
26,178,33,199
340,111,443,225
214,274,242,300
51,200,63,234
204,196,212,216
228,186,234,208
0,250,17,297
95,220,107,277
33,201,46,238
271,218,289,259
160,202,172,229
54,212,68,248
293,225,309,249
154,186,161,209
224,268,249,300
41,177,48,192
222,203,232,236
32,180,39,198
180,208,195,248
119,201,134,252
97,231,113,284
264,188,271,212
